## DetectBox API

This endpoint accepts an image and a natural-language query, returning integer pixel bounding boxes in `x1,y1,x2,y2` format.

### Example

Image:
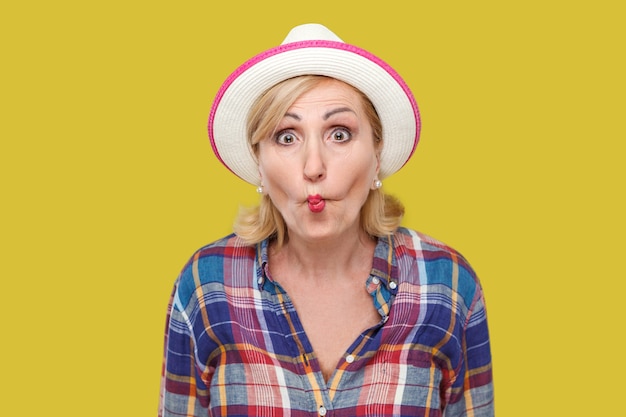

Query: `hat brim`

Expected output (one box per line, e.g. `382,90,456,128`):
209,40,420,186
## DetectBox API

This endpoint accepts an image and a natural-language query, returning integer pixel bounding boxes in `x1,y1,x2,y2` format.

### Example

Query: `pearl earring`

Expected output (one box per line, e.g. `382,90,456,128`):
256,185,263,193
374,179,382,189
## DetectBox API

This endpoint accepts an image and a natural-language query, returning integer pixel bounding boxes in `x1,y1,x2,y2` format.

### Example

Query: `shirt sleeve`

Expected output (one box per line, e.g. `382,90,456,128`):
158,277,210,417
444,281,495,416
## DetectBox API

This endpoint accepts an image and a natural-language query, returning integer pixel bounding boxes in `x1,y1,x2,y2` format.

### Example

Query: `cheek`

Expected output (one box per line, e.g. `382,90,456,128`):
257,148,280,183
348,152,378,183
258,160,295,198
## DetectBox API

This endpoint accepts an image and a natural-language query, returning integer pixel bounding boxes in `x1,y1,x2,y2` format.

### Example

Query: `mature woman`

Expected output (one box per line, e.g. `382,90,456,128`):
159,24,493,417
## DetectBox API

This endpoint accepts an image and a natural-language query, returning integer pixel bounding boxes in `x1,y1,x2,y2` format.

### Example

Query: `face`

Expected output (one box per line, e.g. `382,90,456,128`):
257,79,380,243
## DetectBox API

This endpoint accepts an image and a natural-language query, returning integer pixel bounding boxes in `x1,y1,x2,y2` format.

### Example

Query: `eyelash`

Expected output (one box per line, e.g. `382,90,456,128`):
330,128,351,142
274,128,352,145
275,131,297,145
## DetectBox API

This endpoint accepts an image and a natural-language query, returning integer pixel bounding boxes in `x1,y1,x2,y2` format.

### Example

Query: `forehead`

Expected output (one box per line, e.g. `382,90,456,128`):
288,78,366,110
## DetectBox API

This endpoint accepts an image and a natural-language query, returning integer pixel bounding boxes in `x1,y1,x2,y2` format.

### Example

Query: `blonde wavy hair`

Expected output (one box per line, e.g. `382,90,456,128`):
234,75,404,248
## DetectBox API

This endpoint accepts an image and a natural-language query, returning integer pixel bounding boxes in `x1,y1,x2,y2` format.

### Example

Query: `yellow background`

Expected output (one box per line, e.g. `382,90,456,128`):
1,0,624,415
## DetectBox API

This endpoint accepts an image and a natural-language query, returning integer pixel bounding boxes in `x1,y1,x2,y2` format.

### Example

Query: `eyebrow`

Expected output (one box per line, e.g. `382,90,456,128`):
283,107,356,122
284,112,301,121
323,107,355,120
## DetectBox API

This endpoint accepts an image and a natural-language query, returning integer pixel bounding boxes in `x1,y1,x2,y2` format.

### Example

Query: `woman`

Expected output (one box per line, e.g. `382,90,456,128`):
159,24,494,417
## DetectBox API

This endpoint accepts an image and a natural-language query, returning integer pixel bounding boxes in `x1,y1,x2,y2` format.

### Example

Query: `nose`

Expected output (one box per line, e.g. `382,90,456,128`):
302,138,326,182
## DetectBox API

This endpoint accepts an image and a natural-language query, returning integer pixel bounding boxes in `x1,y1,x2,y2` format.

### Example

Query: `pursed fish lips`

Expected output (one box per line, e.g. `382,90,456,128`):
307,194,325,213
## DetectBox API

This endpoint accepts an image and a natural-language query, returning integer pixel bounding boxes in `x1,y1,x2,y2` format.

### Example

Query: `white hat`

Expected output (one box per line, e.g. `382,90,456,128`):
208,23,420,185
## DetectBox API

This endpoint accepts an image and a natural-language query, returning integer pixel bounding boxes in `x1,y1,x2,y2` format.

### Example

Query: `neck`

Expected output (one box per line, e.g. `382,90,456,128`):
271,228,377,282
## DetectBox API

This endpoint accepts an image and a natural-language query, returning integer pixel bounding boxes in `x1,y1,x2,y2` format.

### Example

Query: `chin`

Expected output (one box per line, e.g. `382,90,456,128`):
293,218,358,242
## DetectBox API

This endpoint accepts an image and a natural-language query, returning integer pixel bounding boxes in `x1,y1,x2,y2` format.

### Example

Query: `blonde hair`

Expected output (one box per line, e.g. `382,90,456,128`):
234,75,404,247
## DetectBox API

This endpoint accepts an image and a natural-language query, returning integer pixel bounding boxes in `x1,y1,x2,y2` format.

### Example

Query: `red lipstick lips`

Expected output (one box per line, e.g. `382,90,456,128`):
307,194,325,213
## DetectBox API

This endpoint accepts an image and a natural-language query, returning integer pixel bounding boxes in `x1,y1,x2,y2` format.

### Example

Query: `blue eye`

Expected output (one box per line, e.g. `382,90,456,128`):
331,129,351,142
276,131,296,145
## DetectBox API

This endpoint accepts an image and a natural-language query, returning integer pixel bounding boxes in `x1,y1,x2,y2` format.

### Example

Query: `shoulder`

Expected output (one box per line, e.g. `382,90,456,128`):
186,233,257,273
392,227,482,305
393,227,470,262
174,233,258,307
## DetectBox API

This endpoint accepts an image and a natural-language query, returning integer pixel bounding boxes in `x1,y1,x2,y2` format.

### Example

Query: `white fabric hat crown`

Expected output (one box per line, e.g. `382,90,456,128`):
208,23,420,185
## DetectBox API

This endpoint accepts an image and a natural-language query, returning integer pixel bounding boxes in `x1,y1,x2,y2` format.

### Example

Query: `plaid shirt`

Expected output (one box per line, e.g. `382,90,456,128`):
159,227,494,416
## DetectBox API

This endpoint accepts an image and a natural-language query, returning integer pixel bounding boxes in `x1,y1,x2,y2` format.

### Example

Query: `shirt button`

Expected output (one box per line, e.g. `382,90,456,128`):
346,354,355,363
319,405,327,416
257,277,263,285
371,277,380,285
389,281,397,290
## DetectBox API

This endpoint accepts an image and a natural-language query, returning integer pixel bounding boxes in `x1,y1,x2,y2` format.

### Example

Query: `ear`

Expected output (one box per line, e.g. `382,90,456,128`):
255,169,265,194
374,150,381,176
370,152,382,191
